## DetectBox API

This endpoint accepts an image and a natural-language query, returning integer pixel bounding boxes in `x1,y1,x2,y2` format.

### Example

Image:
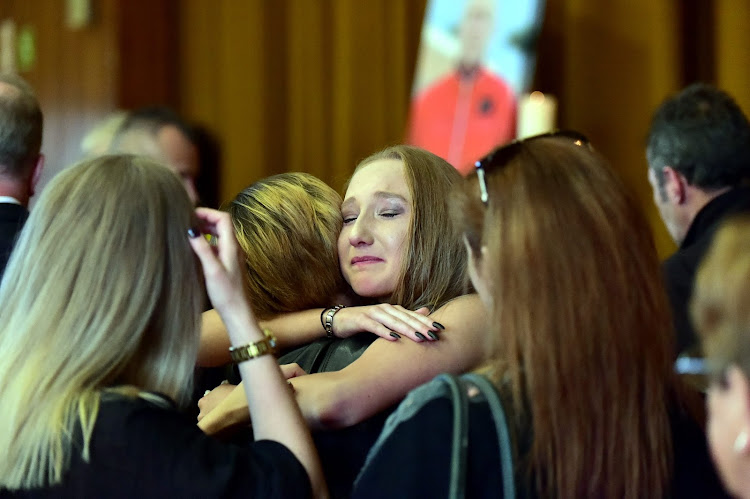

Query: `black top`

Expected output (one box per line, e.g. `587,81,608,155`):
352,376,728,498
1,393,310,499
0,202,28,278
663,187,750,357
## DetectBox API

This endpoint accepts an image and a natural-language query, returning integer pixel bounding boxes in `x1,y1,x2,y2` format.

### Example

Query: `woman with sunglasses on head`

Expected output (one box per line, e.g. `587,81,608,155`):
0,155,326,498
353,133,727,498
692,216,750,498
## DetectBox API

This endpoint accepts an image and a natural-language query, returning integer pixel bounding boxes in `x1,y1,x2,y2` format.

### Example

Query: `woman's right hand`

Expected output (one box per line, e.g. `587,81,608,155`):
331,304,444,343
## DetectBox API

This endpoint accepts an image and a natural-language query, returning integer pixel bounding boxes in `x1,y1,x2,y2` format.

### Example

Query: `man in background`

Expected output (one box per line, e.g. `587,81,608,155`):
0,73,44,276
408,0,516,174
109,106,200,205
646,83,750,357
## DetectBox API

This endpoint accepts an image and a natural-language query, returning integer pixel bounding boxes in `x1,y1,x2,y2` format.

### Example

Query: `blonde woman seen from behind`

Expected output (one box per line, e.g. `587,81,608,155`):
0,155,325,498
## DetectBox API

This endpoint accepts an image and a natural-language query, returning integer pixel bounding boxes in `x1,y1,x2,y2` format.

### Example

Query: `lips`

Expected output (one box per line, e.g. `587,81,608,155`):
351,256,383,265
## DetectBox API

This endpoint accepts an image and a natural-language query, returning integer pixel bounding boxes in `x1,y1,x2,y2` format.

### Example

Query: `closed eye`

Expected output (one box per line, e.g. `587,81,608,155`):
342,216,358,224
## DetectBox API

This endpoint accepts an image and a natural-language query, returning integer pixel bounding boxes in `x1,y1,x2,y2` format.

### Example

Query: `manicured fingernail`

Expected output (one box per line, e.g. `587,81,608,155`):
415,332,427,340
428,331,439,341
389,331,401,339
187,227,201,238
432,322,445,330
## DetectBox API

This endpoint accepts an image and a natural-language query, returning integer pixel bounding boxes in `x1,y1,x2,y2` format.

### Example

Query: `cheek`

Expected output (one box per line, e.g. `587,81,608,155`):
337,232,350,278
706,391,738,490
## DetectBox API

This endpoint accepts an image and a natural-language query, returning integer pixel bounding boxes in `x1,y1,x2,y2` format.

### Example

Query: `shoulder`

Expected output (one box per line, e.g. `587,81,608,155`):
79,393,310,498
669,398,729,497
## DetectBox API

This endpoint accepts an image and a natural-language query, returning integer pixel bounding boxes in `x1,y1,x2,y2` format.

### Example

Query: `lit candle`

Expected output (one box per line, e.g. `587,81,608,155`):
517,91,557,139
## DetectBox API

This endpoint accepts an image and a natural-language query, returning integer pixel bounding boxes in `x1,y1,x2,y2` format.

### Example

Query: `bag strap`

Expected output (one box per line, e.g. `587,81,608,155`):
435,373,469,499
463,373,516,498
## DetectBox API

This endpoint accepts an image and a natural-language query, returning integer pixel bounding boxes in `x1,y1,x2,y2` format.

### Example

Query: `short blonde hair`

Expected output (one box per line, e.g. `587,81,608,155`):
692,215,750,378
0,155,203,489
226,173,344,319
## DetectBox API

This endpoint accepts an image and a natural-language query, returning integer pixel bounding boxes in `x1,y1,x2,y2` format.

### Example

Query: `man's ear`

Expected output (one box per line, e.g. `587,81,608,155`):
662,166,687,205
28,154,44,197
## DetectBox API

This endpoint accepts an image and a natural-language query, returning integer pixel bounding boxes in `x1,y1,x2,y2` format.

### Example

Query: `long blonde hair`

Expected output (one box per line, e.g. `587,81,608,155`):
226,172,345,319
0,155,203,489
352,145,469,311
453,137,675,497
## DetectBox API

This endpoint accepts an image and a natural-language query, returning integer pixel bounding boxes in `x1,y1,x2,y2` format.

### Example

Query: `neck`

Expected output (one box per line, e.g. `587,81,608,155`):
0,179,30,206
684,185,732,229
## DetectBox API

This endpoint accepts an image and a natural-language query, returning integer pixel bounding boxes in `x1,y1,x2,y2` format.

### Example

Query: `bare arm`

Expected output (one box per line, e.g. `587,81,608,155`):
293,294,487,430
191,208,327,499
198,304,438,367
198,294,487,433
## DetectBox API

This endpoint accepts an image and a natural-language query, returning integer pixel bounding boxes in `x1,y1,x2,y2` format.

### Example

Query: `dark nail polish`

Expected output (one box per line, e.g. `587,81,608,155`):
432,322,445,330
428,331,439,341
389,331,401,339
187,227,201,238
415,332,427,340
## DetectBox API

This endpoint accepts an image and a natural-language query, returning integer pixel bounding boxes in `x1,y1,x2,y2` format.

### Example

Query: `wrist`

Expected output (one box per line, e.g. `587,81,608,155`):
323,305,346,338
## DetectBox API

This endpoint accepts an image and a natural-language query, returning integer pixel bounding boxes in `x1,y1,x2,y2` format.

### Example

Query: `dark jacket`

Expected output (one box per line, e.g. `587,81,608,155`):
353,375,728,498
0,202,28,278
663,187,750,357
1,392,310,498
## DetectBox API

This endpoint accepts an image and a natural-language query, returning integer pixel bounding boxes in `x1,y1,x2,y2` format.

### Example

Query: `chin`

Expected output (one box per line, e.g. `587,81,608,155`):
349,280,392,300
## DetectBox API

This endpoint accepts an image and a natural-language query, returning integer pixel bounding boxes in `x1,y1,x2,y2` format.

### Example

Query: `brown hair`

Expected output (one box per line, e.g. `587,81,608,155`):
692,215,750,378
353,145,468,311
452,137,675,497
226,172,345,319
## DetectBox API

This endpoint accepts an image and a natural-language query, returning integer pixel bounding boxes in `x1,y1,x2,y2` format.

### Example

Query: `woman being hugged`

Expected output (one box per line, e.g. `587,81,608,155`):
200,145,486,434
353,134,727,498
0,155,325,498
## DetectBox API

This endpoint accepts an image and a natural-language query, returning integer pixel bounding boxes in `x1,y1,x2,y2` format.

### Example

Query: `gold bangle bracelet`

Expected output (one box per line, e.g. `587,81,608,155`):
228,328,278,363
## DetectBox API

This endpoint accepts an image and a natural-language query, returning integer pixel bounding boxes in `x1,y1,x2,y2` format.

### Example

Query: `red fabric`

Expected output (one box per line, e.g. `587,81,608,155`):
407,67,516,175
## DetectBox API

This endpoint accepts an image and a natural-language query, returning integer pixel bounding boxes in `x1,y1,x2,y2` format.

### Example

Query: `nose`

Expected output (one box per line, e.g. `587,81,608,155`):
348,216,373,247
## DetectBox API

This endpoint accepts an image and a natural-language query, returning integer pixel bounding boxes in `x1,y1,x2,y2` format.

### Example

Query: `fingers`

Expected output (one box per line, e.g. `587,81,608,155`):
415,307,431,316
280,363,308,379
193,208,241,272
188,228,222,279
365,304,443,343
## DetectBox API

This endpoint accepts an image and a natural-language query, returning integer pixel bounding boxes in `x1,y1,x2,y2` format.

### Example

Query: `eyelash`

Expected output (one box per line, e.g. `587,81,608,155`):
342,211,402,225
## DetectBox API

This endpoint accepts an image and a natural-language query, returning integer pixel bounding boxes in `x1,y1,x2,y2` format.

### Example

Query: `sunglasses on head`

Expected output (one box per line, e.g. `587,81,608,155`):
474,130,590,205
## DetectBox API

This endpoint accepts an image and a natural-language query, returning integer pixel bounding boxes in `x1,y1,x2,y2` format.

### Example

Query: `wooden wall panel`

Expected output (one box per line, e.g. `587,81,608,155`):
715,0,750,116
538,0,681,257
179,0,425,204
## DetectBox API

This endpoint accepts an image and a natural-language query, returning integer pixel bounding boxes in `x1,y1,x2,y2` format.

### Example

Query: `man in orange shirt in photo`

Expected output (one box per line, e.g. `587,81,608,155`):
408,0,516,174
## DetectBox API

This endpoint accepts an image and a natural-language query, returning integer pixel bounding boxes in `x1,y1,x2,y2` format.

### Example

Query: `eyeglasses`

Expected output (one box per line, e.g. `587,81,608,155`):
674,356,729,387
474,130,590,205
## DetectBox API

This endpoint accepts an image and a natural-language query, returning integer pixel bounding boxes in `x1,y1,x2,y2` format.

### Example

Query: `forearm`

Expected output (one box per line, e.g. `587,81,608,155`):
198,308,328,367
221,307,327,499
293,294,488,430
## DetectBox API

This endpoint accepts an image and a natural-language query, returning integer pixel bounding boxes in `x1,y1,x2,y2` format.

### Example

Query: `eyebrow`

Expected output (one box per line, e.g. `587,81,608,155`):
341,191,409,211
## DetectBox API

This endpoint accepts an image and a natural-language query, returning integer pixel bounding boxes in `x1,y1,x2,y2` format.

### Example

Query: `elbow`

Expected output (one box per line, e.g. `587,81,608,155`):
303,381,365,431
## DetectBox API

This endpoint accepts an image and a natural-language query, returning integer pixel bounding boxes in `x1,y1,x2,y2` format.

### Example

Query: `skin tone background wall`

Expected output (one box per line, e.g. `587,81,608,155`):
2,0,749,258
